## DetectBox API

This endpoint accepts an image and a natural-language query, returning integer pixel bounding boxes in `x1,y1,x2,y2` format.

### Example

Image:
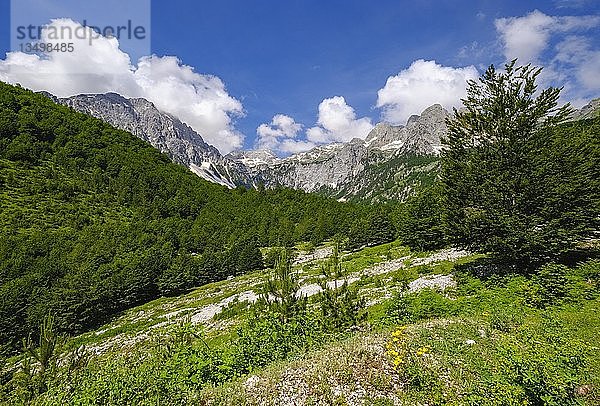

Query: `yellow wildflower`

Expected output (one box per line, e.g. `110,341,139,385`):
416,346,430,356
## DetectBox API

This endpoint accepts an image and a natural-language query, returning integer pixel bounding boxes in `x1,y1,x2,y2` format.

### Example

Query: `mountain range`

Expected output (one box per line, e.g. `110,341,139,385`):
45,92,599,202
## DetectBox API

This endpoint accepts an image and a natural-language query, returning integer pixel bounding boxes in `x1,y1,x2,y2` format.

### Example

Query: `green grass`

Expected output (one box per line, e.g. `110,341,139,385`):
342,240,410,273
199,264,600,405
28,242,411,353
3,242,598,405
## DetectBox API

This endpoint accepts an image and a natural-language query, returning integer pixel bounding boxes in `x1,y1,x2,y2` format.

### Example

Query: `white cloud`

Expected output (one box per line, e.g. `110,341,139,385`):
133,56,243,153
256,114,313,154
255,97,372,155
495,11,556,63
495,11,600,105
0,19,243,154
306,96,373,144
376,60,479,125
549,35,600,101
576,51,600,90
257,114,302,140
277,139,316,154
0,19,140,96
495,10,600,63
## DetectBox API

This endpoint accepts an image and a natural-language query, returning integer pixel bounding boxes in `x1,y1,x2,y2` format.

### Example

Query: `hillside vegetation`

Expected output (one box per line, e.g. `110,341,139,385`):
1,61,599,405
1,241,598,405
0,82,395,354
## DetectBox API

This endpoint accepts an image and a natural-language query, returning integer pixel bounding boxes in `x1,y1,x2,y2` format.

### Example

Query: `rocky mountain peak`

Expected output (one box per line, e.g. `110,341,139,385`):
44,91,599,203
364,123,406,150
406,114,421,125
225,149,278,168
419,103,445,118
45,91,459,201
53,92,251,188
365,122,400,142
363,104,448,155
570,98,600,121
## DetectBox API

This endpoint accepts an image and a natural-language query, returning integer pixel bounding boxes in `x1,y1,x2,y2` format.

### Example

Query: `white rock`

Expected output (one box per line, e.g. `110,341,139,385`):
408,274,456,293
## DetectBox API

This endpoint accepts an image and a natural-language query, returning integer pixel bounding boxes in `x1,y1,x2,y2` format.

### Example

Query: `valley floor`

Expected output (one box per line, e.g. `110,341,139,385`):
64,243,470,358
3,242,599,405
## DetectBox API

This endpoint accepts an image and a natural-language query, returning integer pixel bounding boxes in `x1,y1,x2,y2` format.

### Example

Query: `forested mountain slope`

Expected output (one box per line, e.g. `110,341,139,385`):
0,82,381,353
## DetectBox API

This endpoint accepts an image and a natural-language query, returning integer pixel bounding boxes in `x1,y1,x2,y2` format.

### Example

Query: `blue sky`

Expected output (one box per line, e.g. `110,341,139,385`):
0,0,599,154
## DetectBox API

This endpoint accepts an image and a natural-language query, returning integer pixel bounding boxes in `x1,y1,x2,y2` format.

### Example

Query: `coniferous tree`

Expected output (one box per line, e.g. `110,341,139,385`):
318,243,366,331
398,184,447,251
259,250,306,323
347,216,369,250
22,315,64,396
441,60,597,269
0,82,373,353
347,209,396,249
366,210,397,246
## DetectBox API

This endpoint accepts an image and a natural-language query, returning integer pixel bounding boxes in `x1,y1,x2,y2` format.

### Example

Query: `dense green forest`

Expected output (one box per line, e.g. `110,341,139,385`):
0,82,396,354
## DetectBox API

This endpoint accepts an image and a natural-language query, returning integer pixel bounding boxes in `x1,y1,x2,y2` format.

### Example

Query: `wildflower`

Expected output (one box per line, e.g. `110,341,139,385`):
416,346,430,356
391,327,406,339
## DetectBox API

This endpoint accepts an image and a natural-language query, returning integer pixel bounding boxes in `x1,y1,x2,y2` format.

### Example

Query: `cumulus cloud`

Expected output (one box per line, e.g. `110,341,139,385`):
376,60,479,125
133,56,243,153
0,18,243,153
257,114,302,141
495,10,600,63
495,11,556,63
495,10,600,105
306,96,373,144
256,97,372,155
0,19,139,96
256,114,314,154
